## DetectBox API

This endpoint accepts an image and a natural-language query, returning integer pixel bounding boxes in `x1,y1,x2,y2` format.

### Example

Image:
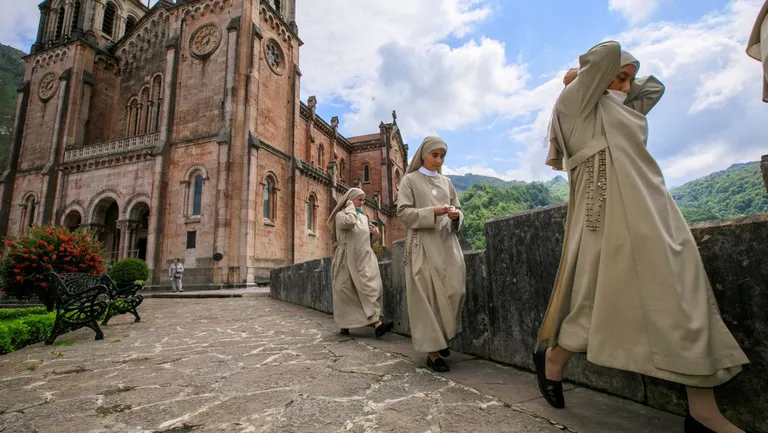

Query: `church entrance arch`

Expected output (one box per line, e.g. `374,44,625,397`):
90,197,120,262
62,210,82,231
126,202,150,261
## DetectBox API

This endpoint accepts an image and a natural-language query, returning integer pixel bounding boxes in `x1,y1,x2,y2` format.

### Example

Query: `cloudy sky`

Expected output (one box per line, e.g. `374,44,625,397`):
2,0,766,187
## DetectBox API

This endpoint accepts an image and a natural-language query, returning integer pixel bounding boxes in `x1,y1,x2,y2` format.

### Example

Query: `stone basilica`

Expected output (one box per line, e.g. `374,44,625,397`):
0,0,409,286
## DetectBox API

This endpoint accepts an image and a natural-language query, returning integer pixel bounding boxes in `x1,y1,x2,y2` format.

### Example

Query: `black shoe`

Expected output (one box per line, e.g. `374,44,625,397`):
683,413,752,433
438,348,451,357
339,329,350,335
427,356,450,372
374,321,393,338
533,348,565,409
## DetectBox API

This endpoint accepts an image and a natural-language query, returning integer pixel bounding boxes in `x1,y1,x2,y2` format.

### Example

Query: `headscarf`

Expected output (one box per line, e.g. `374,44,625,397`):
620,50,640,75
543,48,640,151
326,187,366,242
406,136,448,174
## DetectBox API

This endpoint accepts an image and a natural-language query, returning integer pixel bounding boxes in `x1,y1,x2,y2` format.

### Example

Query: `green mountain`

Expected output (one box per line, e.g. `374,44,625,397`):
450,161,767,249
0,43,26,169
670,161,768,222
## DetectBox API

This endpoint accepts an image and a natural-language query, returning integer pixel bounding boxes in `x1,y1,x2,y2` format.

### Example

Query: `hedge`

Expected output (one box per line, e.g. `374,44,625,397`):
0,307,49,321
0,312,56,355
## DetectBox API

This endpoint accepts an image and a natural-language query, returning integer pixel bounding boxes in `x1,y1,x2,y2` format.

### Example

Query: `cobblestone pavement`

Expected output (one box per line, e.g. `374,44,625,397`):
0,298,681,433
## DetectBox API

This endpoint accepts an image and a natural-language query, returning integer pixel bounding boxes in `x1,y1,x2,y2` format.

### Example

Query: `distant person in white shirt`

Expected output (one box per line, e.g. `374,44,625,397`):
169,258,184,292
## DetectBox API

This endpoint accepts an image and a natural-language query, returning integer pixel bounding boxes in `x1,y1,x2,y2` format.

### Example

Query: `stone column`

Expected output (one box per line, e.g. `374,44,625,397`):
33,5,51,52
761,155,768,193
116,220,128,259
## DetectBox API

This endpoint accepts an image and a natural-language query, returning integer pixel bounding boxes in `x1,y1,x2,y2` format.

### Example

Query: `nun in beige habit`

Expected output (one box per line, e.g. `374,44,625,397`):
397,137,465,373
537,41,750,433
746,0,768,103
328,187,393,338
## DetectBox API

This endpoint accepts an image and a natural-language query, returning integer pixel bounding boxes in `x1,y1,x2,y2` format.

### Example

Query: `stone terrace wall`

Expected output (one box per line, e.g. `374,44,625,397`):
270,205,768,433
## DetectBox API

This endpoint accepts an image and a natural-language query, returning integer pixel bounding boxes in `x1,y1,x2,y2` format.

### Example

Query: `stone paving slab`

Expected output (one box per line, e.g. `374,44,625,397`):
0,297,683,433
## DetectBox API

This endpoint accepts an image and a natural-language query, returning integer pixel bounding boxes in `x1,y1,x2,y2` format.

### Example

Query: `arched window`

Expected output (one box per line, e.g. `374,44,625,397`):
306,194,317,232
55,5,65,39
70,1,81,33
263,175,277,222
317,145,324,170
192,175,203,216
102,2,117,38
27,198,37,228
152,75,163,132
363,164,370,183
125,16,137,35
182,167,207,219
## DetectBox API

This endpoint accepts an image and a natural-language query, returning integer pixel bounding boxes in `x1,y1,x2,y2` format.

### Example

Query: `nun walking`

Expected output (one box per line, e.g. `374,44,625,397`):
328,187,393,338
537,40,749,433
397,136,466,372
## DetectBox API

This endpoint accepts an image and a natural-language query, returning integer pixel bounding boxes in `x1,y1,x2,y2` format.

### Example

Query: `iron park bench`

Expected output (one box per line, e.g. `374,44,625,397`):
46,272,108,345
99,275,144,326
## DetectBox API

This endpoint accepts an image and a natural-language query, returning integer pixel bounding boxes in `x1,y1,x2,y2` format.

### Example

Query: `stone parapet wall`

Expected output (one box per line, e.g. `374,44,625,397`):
270,205,768,433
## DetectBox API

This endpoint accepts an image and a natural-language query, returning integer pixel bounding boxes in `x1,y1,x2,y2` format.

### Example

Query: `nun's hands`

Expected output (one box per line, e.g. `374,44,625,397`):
345,200,353,207
563,68,578,86
447,208,460,220
433,205,450,216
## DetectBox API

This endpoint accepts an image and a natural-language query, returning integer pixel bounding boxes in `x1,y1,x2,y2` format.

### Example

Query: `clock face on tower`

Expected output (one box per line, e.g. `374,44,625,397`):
38,72,58,102
189,23,222,59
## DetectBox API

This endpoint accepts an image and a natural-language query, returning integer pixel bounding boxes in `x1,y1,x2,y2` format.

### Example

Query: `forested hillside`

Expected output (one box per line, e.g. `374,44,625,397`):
0,43,26,169
450,161,767,249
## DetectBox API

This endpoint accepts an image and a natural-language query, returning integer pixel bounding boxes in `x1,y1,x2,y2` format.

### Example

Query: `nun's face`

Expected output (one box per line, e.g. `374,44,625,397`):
607,64,637,94
423,148,446,171
353,196,365,209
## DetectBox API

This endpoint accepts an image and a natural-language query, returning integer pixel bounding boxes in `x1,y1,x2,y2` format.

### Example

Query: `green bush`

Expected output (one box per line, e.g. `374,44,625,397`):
0,313,56,355
0,307,48,321
1,226,106,310
109,258,150,283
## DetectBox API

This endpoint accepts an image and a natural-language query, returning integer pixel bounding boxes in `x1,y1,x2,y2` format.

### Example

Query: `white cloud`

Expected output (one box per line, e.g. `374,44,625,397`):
609,0,661,24
658,140,762,188
297,0,512,137
0,0,40,51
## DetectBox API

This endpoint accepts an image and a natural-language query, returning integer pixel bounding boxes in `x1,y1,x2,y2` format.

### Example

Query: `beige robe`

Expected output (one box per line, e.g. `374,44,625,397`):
746,0,768,102
397,172,466,353
538,41,749,387
331,203,383,328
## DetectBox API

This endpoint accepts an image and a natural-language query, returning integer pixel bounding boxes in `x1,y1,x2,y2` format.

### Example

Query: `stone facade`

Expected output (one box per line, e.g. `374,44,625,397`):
0,0,408,286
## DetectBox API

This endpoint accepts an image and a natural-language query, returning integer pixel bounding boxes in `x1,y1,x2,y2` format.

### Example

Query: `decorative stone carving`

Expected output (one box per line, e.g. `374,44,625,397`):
38,72,59,102
265,39,284,73
189,23,222,59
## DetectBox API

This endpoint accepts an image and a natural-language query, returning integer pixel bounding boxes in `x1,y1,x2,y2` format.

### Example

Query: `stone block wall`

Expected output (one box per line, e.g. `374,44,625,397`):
270,206,768,433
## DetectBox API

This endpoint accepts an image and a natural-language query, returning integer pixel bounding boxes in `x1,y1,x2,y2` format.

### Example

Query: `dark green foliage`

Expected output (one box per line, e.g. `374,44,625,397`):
0,307,48,321
109,258,150,283
0,43,25,169
0,311,56,355
460,182,557,249
450,161,766,247
670,162,768,222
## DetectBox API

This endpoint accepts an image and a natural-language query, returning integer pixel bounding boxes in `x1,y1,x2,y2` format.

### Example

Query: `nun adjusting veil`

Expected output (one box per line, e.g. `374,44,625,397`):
406,136,448,174
542,47,640,151
327,187,366,241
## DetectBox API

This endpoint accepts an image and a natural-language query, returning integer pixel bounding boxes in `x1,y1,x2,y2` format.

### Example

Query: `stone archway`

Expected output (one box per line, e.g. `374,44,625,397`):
62,210,82,231
90,197,120,262
124,202,150,261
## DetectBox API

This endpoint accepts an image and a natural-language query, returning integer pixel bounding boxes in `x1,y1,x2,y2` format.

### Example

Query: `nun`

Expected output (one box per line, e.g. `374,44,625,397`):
328,187,393,338
537,41,749,433
396,136,466,372
746,0,768,103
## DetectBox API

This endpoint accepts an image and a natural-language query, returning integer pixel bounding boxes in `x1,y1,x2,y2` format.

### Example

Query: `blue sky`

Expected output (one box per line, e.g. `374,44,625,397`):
2,0,766,187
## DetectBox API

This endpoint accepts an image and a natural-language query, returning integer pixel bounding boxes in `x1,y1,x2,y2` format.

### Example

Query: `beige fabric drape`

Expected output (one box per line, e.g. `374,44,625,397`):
397,137,466,353
538,41,748,387
746,0,768,102
329,188,383,328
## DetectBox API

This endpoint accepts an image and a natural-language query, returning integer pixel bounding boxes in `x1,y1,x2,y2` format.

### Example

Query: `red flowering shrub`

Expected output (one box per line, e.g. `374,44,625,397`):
0,226,106,310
